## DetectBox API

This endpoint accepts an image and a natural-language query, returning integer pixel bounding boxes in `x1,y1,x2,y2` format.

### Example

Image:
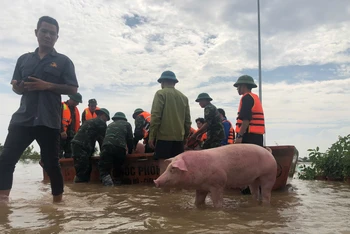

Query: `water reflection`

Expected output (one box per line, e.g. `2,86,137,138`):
0,163,350,233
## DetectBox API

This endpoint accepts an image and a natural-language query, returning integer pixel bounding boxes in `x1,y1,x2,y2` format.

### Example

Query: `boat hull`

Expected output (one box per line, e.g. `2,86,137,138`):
43,145,298,190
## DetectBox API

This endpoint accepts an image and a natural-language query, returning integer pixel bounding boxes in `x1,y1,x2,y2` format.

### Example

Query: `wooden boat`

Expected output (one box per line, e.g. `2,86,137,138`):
43,145,298,191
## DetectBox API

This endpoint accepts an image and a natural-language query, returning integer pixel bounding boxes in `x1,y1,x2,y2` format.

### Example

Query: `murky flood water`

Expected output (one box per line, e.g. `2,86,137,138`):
1,163,350,234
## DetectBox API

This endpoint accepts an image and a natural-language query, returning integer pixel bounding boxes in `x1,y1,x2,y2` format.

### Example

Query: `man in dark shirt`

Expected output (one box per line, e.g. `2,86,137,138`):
233,75,266,195
0,16,79,203
71,108,110,183
190,93,225,149
233,75,265,146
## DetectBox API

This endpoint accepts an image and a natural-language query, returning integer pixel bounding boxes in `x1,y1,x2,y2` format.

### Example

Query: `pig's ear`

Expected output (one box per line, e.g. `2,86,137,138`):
165,158,174,163
172,159,188,171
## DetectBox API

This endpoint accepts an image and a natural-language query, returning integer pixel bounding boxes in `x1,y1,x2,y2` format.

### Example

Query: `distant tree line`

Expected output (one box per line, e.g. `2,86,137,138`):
0,143,40,163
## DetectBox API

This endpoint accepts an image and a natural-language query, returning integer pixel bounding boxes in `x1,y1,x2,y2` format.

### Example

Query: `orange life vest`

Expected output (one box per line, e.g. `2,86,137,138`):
236,92,265,135
189,127,196,137
201,132,207,141
186,127,200,148
138,111,151,139
223,119,235,144
62,102,80,133
84,107,100,121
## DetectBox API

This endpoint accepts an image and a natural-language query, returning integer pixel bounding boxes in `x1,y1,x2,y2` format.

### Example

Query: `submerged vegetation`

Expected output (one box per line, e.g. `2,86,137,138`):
298,134,350,181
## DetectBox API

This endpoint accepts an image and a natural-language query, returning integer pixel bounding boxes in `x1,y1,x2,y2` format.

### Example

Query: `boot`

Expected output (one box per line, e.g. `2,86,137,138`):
101,175,114,186
74,176,88,183
240,186,251,195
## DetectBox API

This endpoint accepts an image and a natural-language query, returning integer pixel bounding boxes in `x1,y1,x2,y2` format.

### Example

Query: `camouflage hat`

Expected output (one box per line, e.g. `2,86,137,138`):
233,75,257,88
95,108,110,121
68,93,82,103
88,99,97,105
112,112,127,121
157,70,179,83
132,108,144,119
195,93,213,102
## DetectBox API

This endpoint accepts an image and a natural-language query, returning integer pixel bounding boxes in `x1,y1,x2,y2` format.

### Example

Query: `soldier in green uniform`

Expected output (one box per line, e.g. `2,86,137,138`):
132,108,153,153
190,93,225,149
98,112,133,186
71,108,110,183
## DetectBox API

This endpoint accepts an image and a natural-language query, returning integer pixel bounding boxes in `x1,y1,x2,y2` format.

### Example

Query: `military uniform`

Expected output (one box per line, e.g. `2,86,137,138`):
202,103,225,149
71,117,107,182
98,112,133,186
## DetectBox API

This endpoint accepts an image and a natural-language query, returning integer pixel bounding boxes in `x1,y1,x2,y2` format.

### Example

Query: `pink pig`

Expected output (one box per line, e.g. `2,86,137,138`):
153,143,277,208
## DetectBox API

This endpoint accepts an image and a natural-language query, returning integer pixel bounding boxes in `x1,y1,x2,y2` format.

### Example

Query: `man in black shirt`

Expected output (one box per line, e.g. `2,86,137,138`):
233,75,265,146
0,16,79,203
233,75,266,195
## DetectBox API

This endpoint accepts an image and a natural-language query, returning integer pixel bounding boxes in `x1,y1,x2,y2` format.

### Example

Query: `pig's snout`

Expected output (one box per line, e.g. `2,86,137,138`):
154,180,160,188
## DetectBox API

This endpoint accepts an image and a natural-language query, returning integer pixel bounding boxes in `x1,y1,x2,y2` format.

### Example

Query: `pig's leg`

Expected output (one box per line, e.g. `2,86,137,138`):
159,159,171,193
210,188,224,208
195,190,208,207
259,174,275,205
249,178,261,201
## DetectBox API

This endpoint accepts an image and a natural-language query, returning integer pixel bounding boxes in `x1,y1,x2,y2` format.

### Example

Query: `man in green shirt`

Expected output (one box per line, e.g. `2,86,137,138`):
149,70,191,174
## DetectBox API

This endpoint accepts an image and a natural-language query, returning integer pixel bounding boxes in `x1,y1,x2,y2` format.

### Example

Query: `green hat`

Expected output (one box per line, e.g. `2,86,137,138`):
68,93,82,103
132,108,144,119
112,112,127,121
88,99,97,105
195,93,213,102
233,75,257,88
95,108,110,121
157,70,179,83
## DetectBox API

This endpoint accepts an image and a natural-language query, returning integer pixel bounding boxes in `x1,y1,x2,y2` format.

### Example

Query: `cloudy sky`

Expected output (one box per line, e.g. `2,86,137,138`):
0,0,349,158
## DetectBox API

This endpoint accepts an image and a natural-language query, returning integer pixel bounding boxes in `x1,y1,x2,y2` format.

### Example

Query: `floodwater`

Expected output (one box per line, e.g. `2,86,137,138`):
1,163,350,234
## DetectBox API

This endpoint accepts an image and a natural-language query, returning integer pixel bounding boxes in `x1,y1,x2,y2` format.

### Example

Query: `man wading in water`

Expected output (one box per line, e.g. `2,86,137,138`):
0,16,79,203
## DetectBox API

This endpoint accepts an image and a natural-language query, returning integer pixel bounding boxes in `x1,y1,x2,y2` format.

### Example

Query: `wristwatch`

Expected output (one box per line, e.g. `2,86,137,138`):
236,133,243,139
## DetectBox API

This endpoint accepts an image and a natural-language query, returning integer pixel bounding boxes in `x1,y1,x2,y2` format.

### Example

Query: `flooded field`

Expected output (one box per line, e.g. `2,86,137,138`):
0,162,350,234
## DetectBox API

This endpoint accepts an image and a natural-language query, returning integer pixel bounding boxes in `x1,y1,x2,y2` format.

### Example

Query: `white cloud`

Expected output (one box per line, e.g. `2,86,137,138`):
0,0,350,159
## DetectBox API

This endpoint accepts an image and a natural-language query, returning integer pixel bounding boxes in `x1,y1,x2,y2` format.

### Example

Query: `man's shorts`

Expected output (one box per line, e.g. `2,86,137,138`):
154,140,184,160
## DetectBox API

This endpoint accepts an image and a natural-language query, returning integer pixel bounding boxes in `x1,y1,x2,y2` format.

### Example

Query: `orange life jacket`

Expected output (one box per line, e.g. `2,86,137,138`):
223,119,235,144
236,92,265,135
189,127,196,137
138,111,151,139
186,127,199,148
62,102,80,133
84,107,100,121
201,132,207,141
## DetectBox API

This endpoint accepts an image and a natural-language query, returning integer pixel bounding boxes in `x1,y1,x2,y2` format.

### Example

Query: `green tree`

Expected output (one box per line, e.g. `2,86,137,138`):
0,143,40,163
298,134,350,180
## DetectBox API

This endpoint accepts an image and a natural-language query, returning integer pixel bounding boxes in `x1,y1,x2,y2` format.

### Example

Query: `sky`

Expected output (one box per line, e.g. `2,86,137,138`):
0,0,350,158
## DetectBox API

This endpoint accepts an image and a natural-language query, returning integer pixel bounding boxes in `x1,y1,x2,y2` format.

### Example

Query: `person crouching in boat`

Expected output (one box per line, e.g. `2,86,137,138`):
98,112,133,186
71,108,110,183
185,117,206,150
132,108,153,153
